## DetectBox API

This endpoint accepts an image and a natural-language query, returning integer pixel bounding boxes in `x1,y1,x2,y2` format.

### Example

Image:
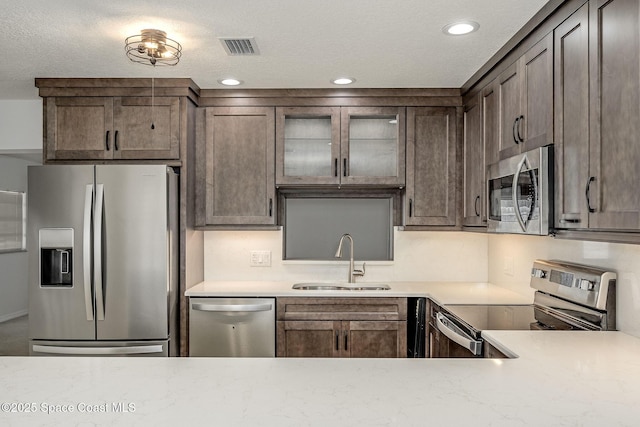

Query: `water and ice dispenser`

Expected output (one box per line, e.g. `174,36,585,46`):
39,228,73,288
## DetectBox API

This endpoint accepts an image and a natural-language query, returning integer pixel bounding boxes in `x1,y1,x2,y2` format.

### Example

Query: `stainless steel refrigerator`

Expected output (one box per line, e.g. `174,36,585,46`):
27,165,178,356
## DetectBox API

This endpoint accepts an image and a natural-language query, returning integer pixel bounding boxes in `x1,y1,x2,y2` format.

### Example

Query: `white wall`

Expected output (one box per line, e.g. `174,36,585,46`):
203,229,488,283
0,100,42,151
0,99,43,321
488,234,640,338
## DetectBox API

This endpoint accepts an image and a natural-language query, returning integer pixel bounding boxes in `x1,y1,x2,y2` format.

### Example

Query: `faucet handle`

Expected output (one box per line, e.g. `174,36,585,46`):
353,262,366,277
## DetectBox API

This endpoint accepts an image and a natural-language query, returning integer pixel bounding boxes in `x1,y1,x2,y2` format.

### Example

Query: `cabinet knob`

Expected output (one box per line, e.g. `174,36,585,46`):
105,130,111,151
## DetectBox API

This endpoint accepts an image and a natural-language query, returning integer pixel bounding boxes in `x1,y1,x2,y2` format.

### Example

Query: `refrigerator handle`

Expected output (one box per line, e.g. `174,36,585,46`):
32,344,164,355
94,183,105,321
83,184,94,321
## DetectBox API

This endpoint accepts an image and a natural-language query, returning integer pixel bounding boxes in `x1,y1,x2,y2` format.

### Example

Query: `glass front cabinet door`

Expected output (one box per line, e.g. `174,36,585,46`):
276,106,405,187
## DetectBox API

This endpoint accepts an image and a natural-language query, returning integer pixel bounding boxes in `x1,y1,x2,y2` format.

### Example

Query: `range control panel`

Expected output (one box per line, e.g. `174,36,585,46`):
530,259,616,311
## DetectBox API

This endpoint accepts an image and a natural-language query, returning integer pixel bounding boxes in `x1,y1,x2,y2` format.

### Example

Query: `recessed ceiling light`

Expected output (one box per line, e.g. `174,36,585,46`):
218,78,243,86
331,77,355,85
442,21,480,36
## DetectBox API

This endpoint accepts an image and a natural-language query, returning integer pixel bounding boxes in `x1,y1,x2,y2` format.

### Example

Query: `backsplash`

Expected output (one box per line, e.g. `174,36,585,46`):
488,234,640,338
203,228,488,283
202,229,640,338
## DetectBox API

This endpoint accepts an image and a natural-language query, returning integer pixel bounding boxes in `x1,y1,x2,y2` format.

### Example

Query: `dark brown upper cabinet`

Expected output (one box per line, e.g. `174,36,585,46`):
498,33,553,160
43,96,181,161
195,107,276,227
554,2,590,230
586,0,640,230
275,106,406,187
463,92,485,227
555,0,640,232
405,107,458,227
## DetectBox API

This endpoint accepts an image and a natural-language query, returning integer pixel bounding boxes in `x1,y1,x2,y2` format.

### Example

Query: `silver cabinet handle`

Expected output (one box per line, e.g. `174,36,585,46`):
191,303,273,312
32,344,164,355
94,183,105,321
435,312,482,356
83,184,94,321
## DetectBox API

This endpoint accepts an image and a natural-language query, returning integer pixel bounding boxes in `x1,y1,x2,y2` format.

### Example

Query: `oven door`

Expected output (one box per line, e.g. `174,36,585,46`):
487,146,552,235
431,312,483,358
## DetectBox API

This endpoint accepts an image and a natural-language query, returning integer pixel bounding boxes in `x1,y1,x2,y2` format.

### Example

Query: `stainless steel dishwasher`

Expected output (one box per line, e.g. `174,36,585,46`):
189,297,276,357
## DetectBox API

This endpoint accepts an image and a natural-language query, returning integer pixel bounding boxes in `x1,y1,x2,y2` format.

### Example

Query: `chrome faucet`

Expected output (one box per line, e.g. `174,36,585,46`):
334,233,365,283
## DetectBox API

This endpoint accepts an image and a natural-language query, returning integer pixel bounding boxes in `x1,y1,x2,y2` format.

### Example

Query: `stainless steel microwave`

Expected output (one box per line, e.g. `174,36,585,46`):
487,146,553,235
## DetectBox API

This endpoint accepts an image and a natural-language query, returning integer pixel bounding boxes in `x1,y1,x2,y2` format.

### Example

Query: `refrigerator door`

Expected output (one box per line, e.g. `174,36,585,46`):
95,165,174,340
28,165,96,340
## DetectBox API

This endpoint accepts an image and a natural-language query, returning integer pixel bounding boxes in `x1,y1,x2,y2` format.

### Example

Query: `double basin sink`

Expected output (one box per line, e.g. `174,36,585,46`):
292,283,391,291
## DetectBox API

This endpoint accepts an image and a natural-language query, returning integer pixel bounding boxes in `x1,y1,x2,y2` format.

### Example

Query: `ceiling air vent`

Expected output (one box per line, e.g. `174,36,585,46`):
219,37,260,55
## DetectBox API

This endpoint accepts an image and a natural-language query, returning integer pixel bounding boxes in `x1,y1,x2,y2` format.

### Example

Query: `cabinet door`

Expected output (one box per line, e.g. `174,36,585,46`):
405,107,458,226
275,107,341,185
482,80,500,168
112,97,180,160
588,0,640,230
340,107,406,186
521,33,553,152
45,97,113,160
277,320,341,357
497,61,523,159
346,320,406,358
554,3,590,229
197,107,276,226
463,93,485,227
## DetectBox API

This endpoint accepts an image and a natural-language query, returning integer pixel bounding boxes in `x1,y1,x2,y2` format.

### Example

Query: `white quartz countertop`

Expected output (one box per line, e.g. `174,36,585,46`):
185,281,533,305
2,331,640,426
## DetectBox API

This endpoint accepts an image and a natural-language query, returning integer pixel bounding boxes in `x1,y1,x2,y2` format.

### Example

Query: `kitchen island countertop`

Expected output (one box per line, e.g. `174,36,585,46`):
1,331,640,426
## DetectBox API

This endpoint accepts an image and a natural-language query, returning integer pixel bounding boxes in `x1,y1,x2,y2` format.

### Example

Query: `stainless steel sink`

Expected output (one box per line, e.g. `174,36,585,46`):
292,283,390,291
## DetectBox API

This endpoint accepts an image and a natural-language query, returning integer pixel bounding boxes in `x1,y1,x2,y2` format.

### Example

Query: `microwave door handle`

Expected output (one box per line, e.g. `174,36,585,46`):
512,155,529,232
435,312,482,356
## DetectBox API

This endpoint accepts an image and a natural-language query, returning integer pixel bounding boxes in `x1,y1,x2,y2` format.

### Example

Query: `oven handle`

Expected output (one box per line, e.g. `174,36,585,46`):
435,312,482,356
511,154,535,233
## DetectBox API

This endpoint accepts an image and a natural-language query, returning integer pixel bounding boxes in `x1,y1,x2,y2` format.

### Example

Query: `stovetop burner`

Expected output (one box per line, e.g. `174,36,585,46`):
445,304,588,334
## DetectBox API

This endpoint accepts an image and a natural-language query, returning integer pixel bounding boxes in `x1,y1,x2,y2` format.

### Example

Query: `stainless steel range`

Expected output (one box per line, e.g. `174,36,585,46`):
430,260,617,358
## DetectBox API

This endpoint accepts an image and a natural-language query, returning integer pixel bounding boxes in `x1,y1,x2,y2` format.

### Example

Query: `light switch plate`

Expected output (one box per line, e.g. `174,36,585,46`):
250,250,271,267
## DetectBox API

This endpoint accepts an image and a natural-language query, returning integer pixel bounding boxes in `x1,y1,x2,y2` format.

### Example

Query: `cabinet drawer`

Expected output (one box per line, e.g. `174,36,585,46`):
276,297,407,321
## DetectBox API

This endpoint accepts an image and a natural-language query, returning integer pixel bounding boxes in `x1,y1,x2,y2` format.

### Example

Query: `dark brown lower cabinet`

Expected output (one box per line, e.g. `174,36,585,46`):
276,298,407,358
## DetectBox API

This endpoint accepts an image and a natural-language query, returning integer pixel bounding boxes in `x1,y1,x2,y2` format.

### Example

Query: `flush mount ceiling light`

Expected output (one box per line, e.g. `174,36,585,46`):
442,21,480,36
125,29,182,66
331,77,356,85
218,78,243,86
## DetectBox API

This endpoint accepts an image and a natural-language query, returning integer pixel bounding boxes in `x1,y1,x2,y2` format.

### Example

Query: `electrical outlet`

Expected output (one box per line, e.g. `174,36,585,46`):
250,250,271,267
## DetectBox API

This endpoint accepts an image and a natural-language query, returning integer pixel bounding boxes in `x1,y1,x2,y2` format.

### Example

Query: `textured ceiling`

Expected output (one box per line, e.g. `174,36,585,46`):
0,0,550,99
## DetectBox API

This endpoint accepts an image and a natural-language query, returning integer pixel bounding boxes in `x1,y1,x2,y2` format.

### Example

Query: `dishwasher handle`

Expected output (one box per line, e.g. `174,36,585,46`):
191,302,273,313
435,312,482,356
